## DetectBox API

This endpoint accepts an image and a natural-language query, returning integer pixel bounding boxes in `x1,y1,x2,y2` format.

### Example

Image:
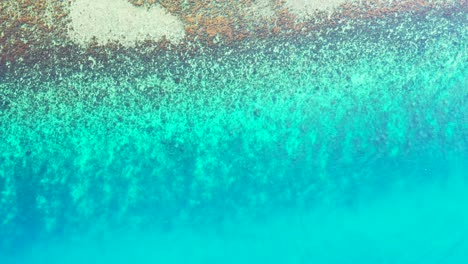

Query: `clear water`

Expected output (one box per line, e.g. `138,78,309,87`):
0,7,467,264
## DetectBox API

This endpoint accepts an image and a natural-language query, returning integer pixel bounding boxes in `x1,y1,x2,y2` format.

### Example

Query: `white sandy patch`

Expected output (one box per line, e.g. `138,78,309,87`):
246,0,275,19
67,0,185,47
285,0,349,19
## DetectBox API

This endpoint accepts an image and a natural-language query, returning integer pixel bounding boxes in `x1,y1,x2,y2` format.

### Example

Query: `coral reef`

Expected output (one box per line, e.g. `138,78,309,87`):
1,5,466,248
0,0,464,68
0,0,466,256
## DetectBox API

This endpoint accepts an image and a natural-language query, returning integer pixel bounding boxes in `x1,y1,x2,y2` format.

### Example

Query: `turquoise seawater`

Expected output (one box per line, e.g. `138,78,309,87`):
0,9,467,263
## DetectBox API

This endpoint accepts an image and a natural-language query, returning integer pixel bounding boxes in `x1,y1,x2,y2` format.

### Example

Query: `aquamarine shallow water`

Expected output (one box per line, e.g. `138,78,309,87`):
0,8,467,263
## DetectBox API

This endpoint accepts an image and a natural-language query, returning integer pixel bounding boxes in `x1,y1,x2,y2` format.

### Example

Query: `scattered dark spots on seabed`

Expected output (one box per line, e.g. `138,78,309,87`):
0,5,465,262
0,65,6,80
0,100,10,111
253,108,261,118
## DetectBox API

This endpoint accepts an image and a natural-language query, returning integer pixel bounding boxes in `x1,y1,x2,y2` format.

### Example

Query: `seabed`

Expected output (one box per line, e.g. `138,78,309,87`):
0,0,467,263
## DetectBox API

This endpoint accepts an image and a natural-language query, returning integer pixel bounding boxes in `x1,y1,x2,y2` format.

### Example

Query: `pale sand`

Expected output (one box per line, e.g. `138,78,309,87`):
246,0,276,19
285,0,349,19
67,0,185,47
